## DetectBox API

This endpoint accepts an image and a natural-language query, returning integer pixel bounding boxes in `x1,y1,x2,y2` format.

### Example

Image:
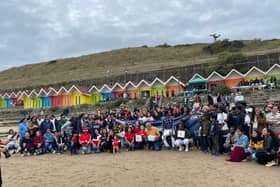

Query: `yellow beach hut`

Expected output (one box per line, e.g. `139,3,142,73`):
29,90,41,108
150,78,167,97
68,85,91,105
89,85,102,104
21,91,32,109
244,66,265,82
265,64,280,88
137,80,151,98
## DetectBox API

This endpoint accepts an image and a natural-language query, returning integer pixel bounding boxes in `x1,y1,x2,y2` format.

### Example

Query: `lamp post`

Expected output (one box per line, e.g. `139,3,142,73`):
105,69,110,84
124,69,128,83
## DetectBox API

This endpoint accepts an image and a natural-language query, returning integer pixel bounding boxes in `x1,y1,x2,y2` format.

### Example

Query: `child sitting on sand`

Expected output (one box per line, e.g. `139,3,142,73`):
112,135,120,154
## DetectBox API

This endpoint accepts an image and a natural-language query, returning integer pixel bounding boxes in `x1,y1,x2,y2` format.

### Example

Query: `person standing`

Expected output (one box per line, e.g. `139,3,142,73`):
0,137,14,186
266,106,280,134
18,118,29,139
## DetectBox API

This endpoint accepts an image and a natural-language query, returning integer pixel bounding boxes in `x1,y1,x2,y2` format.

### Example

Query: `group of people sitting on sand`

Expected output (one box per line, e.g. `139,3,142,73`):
4,92,280,167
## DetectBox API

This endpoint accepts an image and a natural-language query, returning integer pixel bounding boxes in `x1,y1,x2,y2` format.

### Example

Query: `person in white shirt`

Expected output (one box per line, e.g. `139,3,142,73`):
266,105,280,134
234,92,244,103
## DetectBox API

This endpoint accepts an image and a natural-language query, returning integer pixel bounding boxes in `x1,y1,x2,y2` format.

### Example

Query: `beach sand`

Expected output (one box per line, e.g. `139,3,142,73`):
1,150,279,187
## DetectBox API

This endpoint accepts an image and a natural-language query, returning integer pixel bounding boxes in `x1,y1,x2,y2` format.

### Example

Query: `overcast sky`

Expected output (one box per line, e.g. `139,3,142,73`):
0,0,279,71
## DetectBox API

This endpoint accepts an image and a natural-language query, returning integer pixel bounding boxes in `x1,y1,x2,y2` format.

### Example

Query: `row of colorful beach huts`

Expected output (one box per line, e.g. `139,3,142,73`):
0,64,279,109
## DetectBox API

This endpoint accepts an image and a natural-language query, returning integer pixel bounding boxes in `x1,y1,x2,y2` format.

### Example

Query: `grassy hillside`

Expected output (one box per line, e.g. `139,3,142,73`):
1,39,280,90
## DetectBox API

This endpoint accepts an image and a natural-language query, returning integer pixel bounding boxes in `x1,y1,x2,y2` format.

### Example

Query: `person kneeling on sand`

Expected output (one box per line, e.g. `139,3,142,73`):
124,127,135,151
56,131,66,154
223,127,236,153
174,121,191,152
146,123,161,151
256,128,278,166
33,131,44,155
79,128,91,154
19,132,33,157
226,128,249,162
135,125,147,150
43,128,56,153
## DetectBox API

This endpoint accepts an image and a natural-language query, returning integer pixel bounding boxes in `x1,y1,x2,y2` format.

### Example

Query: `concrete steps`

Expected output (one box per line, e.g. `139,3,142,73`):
244,89,280,107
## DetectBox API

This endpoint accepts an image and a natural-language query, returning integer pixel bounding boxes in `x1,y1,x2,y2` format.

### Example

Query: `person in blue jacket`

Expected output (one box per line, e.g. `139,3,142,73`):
43,128,56,153
18,118,29,138
41,115,55,135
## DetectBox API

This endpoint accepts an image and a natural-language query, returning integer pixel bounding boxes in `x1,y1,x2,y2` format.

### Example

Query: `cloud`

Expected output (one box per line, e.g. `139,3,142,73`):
0,0,279,70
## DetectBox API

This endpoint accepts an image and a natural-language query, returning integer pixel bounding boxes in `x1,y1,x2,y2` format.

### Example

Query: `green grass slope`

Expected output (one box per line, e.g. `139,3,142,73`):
0,39,280,90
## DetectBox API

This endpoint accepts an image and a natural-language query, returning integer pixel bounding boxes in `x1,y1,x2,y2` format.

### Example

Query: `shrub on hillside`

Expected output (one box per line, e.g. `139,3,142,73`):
203,39,245,54
211,84,232,95
156,43,172,48
207,52,247,75
141,45,148,48
174,44,191,48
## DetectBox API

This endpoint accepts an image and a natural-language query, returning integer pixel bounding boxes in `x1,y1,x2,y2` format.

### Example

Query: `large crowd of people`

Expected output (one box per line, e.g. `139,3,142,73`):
4,92,280,167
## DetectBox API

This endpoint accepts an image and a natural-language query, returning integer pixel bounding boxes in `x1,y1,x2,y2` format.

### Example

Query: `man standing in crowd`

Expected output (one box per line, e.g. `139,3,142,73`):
162,111,175,148
0,137,13,186
266,105,280,134
40,115,55,134
228,106,245,130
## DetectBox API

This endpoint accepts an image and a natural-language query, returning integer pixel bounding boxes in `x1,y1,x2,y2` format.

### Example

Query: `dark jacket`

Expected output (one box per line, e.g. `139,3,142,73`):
210,121,220,136
201,119,211,136
57,135,66,144
228,112,244,129
40,120,54,134
263,135,273,153
20,137,33,148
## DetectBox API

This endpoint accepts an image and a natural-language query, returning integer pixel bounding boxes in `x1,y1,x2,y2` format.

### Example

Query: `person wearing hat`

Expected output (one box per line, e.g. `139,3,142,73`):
146,123,161,151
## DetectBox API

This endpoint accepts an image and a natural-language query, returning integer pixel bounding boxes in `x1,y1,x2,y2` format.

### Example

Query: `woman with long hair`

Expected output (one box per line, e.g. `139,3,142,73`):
256,128,279,166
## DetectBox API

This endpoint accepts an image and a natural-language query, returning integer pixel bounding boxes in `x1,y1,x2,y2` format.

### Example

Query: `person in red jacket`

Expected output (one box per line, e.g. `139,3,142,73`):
33,131,44,155
135,124,147,150
79,128,91,154
124,127,135,151
133,121,141,134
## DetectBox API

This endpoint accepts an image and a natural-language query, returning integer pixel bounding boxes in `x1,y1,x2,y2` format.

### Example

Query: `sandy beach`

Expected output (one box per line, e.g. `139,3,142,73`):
1,150,279,187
